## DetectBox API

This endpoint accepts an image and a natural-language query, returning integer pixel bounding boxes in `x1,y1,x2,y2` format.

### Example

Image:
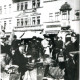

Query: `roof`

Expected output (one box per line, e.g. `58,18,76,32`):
60,2,72,11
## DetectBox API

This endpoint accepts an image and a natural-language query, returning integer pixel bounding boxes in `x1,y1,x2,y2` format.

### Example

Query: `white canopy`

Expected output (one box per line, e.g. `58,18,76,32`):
21,31,44,39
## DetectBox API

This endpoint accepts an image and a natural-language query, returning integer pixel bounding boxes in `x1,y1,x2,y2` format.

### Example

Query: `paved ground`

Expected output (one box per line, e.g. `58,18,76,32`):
1,68,64,80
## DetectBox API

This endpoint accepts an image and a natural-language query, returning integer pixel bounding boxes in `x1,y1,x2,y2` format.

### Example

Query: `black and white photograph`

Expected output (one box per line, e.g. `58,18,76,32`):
0,0,80,80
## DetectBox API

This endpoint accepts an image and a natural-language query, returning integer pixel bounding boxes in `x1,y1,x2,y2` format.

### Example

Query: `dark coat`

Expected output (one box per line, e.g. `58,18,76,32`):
11,40,19,50
57,40,63,49
63,41,78,59
1,44,12,58
1,44,6,53
64,41,79,80
27,40,44,60
12,49,27,72
65,57,75,80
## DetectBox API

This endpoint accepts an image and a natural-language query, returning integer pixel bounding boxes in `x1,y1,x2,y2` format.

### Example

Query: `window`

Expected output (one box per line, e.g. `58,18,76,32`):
21,19,23,26
4,5,6,14
4,21,6,29
0,6,2,14
25,2,27,10
9,20,11,29
55,12,59,21
37,0,40,7
75,10,80,19
37,16,40,24
9,20,11,24
49,13,53,22
32,17,35,25
17,2,28,11
32,0,36,8
9,4,11,13
17,3,19,11
17,19,20,26
21,3,23,10
62,12,67,20
25,18,28,25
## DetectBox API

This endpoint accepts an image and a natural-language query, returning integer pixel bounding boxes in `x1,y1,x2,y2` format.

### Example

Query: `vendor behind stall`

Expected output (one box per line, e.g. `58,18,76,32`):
27,36,44,61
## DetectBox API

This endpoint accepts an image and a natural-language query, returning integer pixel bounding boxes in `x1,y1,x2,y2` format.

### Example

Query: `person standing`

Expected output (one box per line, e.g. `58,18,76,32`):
11,35,19,53
56,37,63,62
64,34,78,80
27,36,43,60
41,37,50,57
52,36,58,60
0,37,11,73
26,36,43,80
12,44,27,80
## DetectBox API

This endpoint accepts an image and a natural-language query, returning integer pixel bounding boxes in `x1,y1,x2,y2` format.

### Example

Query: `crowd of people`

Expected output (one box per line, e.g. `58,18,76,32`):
0,31,79,80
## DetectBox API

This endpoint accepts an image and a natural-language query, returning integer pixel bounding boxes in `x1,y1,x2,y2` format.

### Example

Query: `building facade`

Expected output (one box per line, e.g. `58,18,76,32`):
43,0,80,34
0,0,80,38
0,0,44,38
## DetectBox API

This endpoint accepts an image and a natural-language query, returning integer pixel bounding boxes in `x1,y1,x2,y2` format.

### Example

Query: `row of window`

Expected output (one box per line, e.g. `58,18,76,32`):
17,0,40,11
1,16,40,29
49,11,70,21
32,0,40,8
0,4,11,14
17,18,28,26
17,2,28,11
17,16,40,26
32,16,40,25
49,11,80,22
1,20,12,29
49,12,60,21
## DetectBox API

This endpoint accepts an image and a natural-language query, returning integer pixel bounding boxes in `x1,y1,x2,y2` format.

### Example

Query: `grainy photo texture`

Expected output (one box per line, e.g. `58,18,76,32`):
0,0,80,80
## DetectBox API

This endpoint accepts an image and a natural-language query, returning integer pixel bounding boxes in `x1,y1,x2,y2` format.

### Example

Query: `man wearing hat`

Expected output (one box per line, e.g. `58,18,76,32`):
63,34,79,80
